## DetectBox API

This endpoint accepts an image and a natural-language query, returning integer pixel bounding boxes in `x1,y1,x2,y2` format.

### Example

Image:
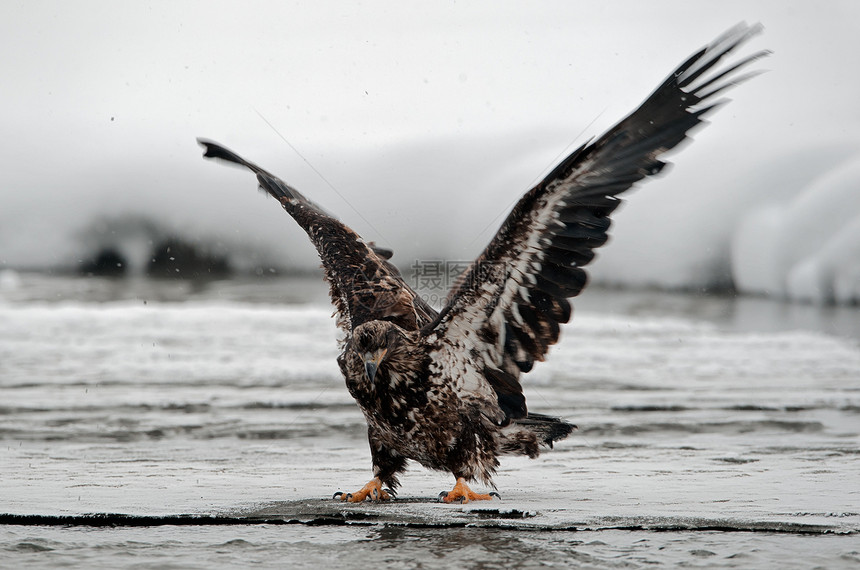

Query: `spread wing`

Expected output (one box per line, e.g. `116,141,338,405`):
425,23,768,422
198,139,438,332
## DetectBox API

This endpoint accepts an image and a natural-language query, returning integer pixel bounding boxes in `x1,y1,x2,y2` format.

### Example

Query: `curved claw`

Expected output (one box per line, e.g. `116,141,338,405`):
439,477,496,504
489,492,501,500
438,491,449,502
336,477,392,502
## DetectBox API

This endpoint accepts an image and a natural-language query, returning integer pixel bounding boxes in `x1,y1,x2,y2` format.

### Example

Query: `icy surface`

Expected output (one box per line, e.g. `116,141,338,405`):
1,277,859,567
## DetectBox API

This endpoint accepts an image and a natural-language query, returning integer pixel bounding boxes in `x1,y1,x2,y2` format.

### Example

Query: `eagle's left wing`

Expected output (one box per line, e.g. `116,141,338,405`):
198,139,438,333
424,23,767,423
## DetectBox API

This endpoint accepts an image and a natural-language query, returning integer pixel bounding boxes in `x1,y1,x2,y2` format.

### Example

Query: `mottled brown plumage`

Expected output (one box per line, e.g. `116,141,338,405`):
199,23,766,501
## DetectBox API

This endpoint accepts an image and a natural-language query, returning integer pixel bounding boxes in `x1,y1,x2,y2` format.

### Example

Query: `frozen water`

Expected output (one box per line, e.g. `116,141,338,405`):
1,275,859,567
2,525,857,569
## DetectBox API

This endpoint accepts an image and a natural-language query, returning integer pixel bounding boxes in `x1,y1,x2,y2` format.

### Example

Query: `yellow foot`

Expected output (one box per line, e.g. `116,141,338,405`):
333,477,393,503
438,477,500,504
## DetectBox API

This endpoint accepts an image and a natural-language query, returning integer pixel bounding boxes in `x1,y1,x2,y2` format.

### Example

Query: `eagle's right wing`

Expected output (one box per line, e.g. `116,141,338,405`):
424,23,767,423
198,140,437,333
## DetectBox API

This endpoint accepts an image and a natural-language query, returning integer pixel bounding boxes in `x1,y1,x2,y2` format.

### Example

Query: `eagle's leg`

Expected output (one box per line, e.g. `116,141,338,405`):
334,477,392,502
333,428,406,502
439,477,499,504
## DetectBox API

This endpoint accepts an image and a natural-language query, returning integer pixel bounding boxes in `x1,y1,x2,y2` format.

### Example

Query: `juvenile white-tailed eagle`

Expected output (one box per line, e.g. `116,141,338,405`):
199,23,766,503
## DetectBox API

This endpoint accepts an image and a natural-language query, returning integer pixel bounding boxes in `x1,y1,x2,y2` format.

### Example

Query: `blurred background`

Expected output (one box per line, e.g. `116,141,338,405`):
1,0,859,304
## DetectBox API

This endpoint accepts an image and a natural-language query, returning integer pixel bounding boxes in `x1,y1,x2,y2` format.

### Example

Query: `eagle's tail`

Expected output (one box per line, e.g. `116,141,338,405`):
499,413,576,458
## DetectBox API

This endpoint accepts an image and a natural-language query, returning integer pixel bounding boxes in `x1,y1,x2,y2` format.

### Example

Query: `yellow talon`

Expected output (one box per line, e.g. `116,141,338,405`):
439,477,497,504
334,477,392,502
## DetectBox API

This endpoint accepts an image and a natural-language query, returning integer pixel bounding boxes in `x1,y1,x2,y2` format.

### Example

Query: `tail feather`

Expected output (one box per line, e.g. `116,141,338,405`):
500,412,575,458
516,412,576,447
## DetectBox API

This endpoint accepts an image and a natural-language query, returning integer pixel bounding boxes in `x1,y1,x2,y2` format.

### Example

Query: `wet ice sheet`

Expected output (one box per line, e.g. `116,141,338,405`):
3,525,858,570
1,290,859,566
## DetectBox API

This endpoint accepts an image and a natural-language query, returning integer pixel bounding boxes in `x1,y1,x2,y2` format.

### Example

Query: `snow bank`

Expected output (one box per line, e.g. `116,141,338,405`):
732,154,860,304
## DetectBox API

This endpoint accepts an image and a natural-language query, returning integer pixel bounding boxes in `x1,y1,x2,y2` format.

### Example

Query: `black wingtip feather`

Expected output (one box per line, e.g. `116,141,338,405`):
197,138,247,167
676,22,765,91
197,138,306,205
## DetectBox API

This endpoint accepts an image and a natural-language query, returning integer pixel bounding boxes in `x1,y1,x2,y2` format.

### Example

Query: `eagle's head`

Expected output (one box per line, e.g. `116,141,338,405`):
351,320,405,383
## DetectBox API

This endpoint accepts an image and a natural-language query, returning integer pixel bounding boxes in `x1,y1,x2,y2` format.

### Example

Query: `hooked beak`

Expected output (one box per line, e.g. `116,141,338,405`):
363,349,387,382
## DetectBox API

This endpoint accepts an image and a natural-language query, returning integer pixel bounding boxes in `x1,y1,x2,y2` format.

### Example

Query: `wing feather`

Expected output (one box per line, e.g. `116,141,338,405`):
198,139,438,332
426,22,767,422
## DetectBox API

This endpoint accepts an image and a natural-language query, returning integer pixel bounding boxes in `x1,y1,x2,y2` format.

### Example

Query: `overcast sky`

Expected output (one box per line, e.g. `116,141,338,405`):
1,1,859,285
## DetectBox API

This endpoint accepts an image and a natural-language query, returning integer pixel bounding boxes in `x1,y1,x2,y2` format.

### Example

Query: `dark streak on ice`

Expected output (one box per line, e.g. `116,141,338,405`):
0,509,852,535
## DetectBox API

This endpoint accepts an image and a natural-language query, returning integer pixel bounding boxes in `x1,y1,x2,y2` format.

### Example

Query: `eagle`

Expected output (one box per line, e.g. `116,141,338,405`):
199,23,766,503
